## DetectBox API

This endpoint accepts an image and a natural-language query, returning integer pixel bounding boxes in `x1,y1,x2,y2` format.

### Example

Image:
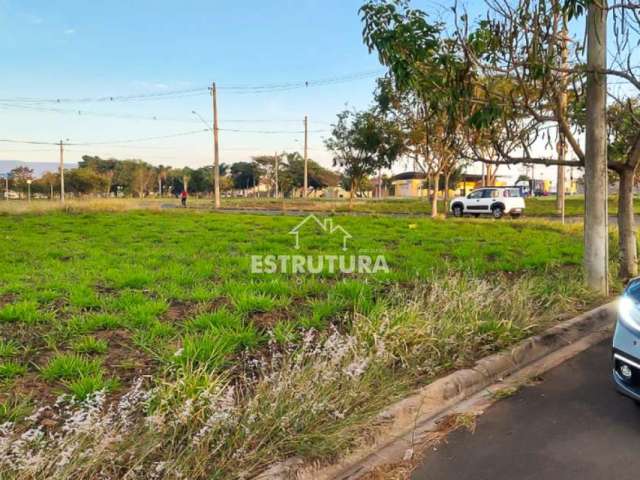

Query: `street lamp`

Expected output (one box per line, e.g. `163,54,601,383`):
0,173,8,201
26,179,32,203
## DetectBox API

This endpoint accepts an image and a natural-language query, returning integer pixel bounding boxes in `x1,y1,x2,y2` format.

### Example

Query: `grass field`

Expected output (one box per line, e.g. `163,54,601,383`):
0,207,607,478
0,195,636,218
215,195,639,217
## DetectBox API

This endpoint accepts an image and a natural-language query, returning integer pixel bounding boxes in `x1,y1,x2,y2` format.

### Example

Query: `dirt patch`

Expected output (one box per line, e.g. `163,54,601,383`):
202,296,232,313
0,293,16,308
0,294,21,314
165,297,232,323
5,373,59,407
250,308,291,329
165,300,198,322
95,284,118,296
94,329,157,385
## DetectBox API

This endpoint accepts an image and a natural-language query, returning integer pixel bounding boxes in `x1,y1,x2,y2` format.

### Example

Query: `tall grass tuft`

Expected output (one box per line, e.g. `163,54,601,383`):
0,271,597,480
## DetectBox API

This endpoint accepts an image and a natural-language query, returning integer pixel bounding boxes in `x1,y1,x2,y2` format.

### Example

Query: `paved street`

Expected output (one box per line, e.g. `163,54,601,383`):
412,340,640,480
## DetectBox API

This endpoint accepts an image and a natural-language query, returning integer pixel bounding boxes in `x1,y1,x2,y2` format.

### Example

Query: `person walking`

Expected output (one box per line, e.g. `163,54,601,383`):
180,189,188,208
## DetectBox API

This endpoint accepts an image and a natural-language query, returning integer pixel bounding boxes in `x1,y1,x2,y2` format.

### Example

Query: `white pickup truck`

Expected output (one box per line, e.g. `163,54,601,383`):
450,187,525,219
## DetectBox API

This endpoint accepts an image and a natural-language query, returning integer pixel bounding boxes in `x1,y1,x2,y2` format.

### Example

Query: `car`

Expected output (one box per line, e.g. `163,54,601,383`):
613,278,640,402
449,187,526,219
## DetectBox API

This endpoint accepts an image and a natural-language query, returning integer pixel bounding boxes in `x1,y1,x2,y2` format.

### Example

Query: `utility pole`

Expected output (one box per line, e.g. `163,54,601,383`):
584,0,609,294
274,151,279,198
210,82,221,209
303,115,308,198
59,140,65,203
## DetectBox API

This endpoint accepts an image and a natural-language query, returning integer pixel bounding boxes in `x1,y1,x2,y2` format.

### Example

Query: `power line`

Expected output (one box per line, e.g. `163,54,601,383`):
0,125,326,148
0,70,383,104
218,127,327,134
0,129,208,146
0,102,336,126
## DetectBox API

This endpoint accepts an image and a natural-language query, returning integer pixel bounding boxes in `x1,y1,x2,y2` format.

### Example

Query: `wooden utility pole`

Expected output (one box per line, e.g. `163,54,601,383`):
59,140,65,203
274,151,279,198
584,0,609,294
303,115,308,198
211,82,221,209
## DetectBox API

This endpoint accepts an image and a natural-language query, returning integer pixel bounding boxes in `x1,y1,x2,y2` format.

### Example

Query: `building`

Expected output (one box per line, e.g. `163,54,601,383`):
390,172,428,197
390,172,508,199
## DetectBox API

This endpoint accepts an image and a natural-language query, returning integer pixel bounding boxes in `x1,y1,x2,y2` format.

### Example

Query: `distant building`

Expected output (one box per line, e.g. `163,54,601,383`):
390,172,508,198
390,171,428,197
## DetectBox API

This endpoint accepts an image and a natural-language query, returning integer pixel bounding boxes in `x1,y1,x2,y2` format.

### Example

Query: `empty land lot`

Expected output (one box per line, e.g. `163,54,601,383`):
0,207,605,479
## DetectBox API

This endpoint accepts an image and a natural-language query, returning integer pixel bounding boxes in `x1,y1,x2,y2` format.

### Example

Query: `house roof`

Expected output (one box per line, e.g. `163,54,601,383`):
459,173,505,181
390,171,427,181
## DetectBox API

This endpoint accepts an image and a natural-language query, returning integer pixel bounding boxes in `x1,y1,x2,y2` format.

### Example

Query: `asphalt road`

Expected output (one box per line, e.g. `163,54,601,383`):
412,339,640,480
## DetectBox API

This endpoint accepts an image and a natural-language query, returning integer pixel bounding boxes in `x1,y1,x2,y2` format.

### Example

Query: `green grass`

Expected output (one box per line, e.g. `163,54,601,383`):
71,336,109,354
0,397,32,422
41,354,102,382
0,361,26,380
0,207,608,479
0,340,20,357
0,209,596,402
218,194,639,218
0,301,51,324
66,374,119,400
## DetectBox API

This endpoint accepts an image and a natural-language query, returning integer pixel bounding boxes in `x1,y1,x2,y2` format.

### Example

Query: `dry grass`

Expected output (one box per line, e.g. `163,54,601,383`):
0,274,598,480
0,199,168,215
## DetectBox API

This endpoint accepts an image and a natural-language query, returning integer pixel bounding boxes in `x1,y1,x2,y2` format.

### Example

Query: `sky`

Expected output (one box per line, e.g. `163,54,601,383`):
0,0,390,171
0,0,571,183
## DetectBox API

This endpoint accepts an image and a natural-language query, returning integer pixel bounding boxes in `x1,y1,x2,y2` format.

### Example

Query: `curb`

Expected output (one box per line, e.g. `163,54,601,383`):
256,301,617,480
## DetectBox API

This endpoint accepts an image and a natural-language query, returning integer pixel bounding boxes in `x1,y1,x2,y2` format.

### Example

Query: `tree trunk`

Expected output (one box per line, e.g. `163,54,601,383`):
431,172,439,218
349,178,355,210
618,168,638,280
584,1,609,294
443,171,451,218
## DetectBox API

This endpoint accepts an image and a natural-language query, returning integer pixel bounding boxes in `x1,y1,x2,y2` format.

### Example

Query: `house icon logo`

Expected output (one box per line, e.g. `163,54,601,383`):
289,214,352,251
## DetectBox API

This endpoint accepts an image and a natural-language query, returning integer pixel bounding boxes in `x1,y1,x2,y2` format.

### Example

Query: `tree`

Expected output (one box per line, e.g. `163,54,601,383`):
79,156,118,195
230,162,263,192
325,108,404,208
253,155,280,197
36,171,59,199
453,0,639,288
361,2,472,216
66,168,110,195
277,152,339,196
157,164,171,197
9,166,34,198
130,161,157,198
606,99,640,280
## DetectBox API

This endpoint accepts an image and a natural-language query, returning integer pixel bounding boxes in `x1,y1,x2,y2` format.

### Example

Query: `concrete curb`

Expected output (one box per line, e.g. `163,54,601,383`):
256,301,616,480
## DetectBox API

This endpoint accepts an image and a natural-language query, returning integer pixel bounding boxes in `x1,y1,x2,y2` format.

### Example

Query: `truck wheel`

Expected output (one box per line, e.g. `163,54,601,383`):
492,206,504,219
452,205,463,217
